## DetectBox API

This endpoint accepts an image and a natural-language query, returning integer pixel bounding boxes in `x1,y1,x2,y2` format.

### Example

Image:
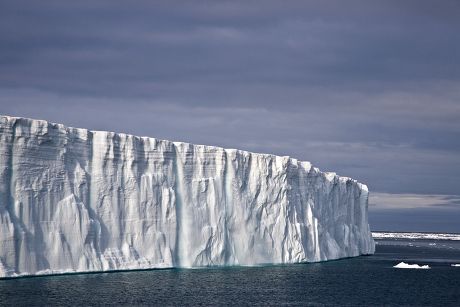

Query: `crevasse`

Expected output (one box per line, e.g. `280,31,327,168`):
0,115,374,278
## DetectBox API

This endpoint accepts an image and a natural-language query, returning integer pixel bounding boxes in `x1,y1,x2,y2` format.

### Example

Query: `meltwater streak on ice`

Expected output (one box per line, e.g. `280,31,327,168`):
0,116,374,278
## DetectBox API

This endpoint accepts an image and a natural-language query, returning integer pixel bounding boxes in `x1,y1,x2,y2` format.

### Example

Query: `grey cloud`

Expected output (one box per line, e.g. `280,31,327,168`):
369,193,460,210
0,0,459,204
2,1,459,95
369,193,460,232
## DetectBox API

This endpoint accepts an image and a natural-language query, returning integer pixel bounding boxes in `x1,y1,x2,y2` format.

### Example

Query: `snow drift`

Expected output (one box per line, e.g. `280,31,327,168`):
0,116,374,278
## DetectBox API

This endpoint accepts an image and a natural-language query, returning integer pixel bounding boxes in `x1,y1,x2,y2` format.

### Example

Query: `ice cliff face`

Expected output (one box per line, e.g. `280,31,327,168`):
0,115,374,278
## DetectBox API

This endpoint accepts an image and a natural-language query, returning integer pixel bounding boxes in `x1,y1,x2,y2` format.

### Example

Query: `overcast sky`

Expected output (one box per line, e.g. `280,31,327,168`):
1,1,459,232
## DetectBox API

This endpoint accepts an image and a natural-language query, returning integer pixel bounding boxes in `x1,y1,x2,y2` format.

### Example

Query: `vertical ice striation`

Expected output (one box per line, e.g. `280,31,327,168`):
0,115,374,278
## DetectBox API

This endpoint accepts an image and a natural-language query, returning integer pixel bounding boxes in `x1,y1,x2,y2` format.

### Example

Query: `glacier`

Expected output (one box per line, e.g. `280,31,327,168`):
0,115,374,278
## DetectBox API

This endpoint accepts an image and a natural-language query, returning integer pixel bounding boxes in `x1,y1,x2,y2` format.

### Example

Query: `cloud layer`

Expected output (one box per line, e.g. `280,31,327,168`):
1,1,459,201
369,193,460,232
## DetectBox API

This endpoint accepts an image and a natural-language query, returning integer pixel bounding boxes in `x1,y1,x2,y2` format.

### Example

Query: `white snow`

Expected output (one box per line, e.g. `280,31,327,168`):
393,262,430,269
0,115,375,278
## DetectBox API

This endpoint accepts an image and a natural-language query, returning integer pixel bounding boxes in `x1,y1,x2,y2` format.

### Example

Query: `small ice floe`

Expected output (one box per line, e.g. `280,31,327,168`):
429,243,436,246
451,264,460,267
393,262,430,269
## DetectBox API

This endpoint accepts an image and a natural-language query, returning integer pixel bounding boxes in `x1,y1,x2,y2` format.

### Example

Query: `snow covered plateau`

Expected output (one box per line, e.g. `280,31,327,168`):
0,115,374,278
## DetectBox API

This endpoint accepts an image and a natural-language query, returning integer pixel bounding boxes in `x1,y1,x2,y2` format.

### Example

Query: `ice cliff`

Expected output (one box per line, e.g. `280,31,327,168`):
0,115,374,278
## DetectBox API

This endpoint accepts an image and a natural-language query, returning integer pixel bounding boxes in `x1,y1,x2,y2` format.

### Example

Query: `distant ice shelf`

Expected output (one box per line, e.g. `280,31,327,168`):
372,232,460,241
0,115,374,278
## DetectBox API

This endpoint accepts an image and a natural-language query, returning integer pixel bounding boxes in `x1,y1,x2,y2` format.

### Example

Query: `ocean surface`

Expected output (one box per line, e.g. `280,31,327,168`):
1,233,459,306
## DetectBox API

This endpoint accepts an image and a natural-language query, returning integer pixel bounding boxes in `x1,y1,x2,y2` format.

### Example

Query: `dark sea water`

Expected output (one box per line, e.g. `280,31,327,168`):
1,236,460,306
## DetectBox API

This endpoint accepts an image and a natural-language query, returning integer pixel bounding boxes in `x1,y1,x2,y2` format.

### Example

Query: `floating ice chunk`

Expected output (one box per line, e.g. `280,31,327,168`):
393,262,430,269
451,264,460,267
